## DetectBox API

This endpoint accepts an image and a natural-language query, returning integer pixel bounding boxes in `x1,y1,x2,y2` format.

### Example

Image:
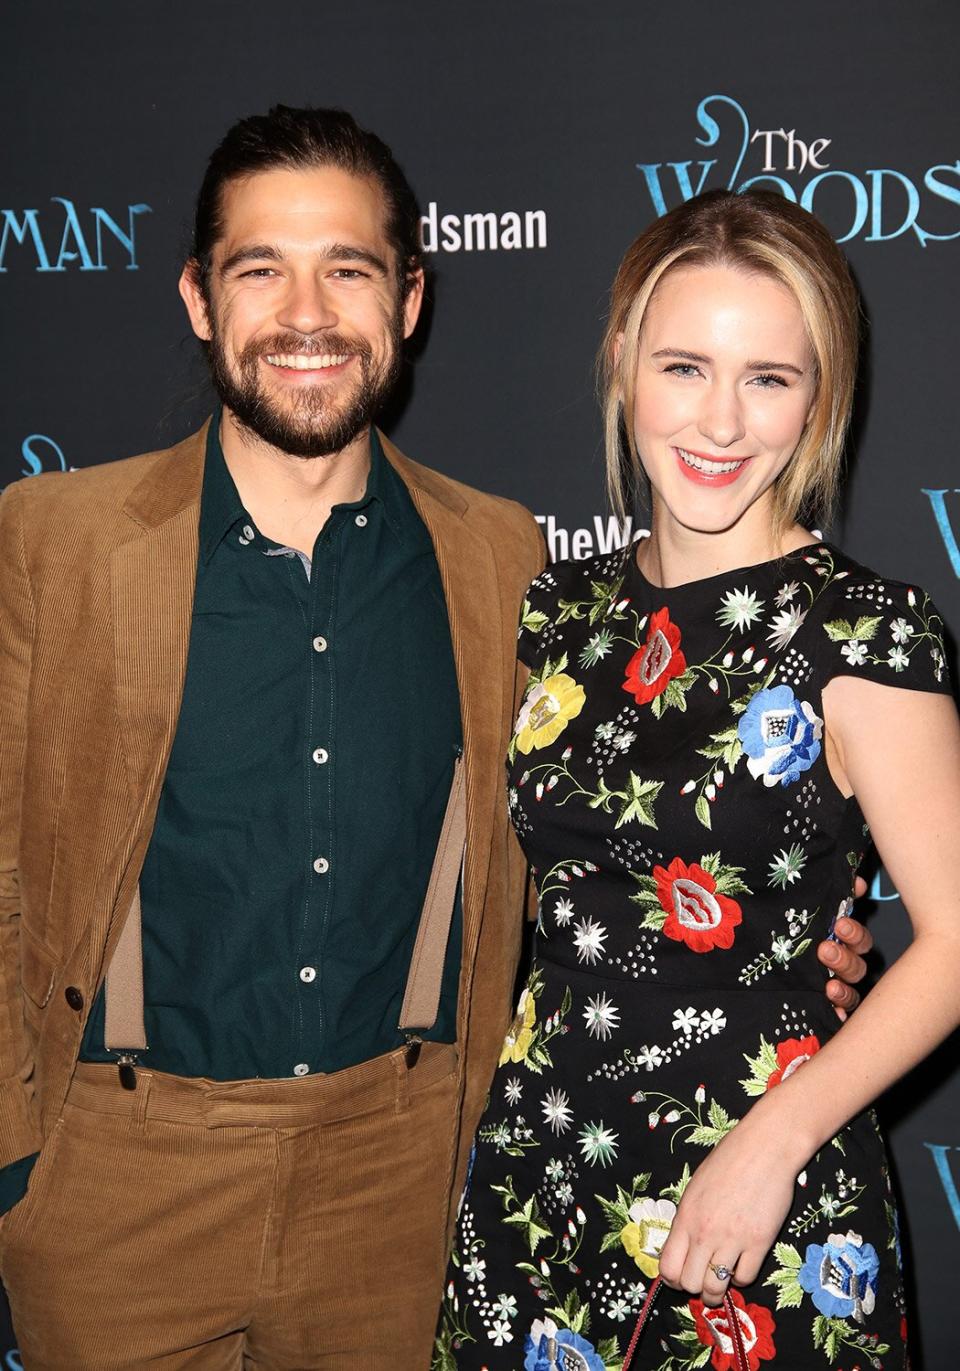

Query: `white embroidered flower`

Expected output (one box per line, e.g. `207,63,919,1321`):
775,580,800,606
556,1181,574,1206
768,843,806,888
490,1318,513,1346
583,992,621,1041
766,604,807,652
606,1298,632,1321
492,1293,518,1319
578,1119,620,1167
504,1077,523,1105
932,646,946,681
595,721,616,741
887,646,909,672
637,1044,664,1071
771,935,794,964
840,639,868,667
672,1007,699,1035
572,915,608,965
464,1255,486,1283
541,1087,573,1135
699,1009,727,1035
554,897,575,926
613,729,637,752
890,617,915,645
717,585,765,632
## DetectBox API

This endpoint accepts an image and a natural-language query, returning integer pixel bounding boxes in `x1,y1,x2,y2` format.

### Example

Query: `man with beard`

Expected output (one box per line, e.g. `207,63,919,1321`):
0,106,871,1369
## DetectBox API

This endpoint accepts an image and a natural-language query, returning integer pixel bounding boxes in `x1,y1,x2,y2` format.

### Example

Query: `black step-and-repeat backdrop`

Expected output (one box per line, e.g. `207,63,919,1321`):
3,3,958,1365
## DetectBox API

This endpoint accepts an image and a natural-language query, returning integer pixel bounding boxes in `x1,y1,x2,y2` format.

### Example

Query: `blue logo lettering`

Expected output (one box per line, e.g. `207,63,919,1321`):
922,489,960,576
0,200,151,271
635,96,960,246
20,434,70,477
925,1143,960,1232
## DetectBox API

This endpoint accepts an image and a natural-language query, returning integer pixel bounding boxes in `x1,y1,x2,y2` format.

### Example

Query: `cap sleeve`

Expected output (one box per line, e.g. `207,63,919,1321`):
816,574,952,695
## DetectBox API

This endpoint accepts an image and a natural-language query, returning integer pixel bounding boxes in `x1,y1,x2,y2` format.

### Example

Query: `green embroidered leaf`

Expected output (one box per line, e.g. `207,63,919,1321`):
615,775,663,829
650,692,665,720
695,794,712,830
660,1163,692,1203
707,1099,736,1134
663,678,689,712
599,1229,624,1252
687,1124,727,1147
520,601,550,635
597,1337,621,1368
822,619,855,642
851,615,883,641
639,908,667,931
699,851,722,875
556,598,587,624
773,1242,802,1269
502,1194,553,1254
772,1277,804,1309
712,865,751,896
586,777,618,812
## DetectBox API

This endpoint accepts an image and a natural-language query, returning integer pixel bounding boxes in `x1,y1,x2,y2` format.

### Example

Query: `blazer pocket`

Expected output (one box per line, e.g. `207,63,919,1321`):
19,924,59,1010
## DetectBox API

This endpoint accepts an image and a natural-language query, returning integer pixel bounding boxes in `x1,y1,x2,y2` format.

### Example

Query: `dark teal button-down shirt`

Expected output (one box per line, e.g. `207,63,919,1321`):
79,417,463,1080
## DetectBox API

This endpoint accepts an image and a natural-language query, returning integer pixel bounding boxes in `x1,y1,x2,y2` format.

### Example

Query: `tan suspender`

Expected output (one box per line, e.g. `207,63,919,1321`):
104,755,467,1060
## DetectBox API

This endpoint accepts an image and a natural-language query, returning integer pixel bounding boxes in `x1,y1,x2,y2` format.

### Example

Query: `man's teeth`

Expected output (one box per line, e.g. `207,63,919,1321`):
264,353,350,370
677,448,745,475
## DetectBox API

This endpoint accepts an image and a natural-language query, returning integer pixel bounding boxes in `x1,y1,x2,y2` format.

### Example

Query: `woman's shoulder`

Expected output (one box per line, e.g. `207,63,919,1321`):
517,547,633,664
804,543,950,693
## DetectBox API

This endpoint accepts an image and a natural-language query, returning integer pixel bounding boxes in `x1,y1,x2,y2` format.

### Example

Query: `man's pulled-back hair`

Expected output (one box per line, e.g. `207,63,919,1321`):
191,105,423,299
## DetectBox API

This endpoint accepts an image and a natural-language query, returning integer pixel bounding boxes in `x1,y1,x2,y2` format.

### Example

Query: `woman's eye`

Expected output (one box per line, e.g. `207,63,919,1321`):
751,372,788,388
664,363,701,378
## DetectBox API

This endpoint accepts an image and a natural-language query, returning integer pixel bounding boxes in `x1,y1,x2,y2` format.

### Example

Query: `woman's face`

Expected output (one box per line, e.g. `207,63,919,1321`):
630,263,817,539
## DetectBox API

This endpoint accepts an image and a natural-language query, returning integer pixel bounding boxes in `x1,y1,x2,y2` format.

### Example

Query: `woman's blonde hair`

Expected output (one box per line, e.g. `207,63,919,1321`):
599,189,861,534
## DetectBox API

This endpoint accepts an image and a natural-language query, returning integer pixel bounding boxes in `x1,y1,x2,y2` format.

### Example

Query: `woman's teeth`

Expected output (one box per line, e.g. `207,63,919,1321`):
265,353,350,370
677,447,745,474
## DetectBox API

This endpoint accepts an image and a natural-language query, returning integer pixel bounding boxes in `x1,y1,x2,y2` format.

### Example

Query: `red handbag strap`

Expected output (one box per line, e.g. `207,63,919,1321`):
622,1276,749,1371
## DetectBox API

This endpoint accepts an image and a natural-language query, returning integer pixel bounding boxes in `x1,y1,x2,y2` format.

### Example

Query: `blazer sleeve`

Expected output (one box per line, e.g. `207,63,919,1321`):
0,483,44,1166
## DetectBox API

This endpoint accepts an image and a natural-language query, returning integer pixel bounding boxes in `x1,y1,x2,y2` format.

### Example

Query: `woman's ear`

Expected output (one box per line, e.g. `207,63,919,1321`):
613,331,624,367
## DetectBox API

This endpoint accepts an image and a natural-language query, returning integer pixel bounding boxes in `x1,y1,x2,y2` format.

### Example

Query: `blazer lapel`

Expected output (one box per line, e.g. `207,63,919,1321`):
111,426,206,810
382,436,506,980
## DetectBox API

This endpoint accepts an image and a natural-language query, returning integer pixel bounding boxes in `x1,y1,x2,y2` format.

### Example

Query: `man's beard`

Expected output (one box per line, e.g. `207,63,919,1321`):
207,316,404,458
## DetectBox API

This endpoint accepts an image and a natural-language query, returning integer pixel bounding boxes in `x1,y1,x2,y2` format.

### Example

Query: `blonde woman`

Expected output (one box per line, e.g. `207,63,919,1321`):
434,190,960,1371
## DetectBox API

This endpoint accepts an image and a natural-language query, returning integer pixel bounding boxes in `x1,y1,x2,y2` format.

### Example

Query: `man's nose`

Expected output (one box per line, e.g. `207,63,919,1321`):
275,276,339,335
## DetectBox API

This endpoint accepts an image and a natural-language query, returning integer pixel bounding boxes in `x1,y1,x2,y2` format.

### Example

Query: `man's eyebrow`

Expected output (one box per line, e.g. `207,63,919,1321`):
219,244,284,275
219,242,390,277
650,347,804,375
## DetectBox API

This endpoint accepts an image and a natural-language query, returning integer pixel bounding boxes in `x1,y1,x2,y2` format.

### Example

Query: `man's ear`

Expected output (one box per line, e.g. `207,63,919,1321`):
402,266,425,340
179,259,213,342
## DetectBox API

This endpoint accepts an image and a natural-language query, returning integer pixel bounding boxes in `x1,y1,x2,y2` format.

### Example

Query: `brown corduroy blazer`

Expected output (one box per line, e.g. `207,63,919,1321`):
0,421,545,1210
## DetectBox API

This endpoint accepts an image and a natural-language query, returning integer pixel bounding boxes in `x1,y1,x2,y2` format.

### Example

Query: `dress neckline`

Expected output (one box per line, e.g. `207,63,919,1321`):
624,540,829,598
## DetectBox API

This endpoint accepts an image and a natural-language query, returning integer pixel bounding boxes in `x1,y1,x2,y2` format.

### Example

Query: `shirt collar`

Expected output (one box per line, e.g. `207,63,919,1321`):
198,414,410,565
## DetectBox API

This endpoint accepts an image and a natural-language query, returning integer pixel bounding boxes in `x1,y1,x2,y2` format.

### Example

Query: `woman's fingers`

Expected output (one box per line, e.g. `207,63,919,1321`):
733,1248,764,1288
700,1255,738,1308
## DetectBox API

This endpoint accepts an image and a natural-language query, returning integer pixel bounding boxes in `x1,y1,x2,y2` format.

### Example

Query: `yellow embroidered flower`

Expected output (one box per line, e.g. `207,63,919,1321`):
620,1197,677,1276
514,674,586,755
499,988,536,1066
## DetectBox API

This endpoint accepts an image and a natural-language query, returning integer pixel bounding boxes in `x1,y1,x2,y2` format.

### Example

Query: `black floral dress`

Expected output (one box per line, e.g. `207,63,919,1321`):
434,543,951,1371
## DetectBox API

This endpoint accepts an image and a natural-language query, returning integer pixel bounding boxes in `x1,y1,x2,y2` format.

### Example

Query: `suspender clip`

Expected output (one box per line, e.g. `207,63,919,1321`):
404,1034,423,1070
116,1054,139,1091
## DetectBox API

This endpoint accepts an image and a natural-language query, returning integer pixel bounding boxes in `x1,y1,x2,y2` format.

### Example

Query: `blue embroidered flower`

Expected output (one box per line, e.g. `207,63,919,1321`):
738,684,822,787
524,1317,606,1371
798,1230,880,1323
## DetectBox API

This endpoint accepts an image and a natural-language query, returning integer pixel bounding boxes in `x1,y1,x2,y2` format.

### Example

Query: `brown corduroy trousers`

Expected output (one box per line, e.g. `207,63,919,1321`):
0,1044,460,1369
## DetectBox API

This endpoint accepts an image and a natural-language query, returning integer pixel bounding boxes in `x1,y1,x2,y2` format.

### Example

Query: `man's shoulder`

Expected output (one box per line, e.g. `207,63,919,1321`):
5,427,206,535
381,436,544,571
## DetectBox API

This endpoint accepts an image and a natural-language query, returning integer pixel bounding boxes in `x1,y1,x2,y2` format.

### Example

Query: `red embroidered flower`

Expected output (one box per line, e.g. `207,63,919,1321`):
691,1289,777,1371
767,1035,821,1090
653,857,743,953
623,606,687,705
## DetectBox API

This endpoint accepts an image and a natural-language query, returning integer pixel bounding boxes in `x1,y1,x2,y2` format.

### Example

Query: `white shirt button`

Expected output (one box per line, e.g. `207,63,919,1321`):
238,534,251,546
312,635,328,653
354,513,368,528
313,856,329,875
312,747,329,765
299,966,317,983
293,1063,310,1077
242,524,256,540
